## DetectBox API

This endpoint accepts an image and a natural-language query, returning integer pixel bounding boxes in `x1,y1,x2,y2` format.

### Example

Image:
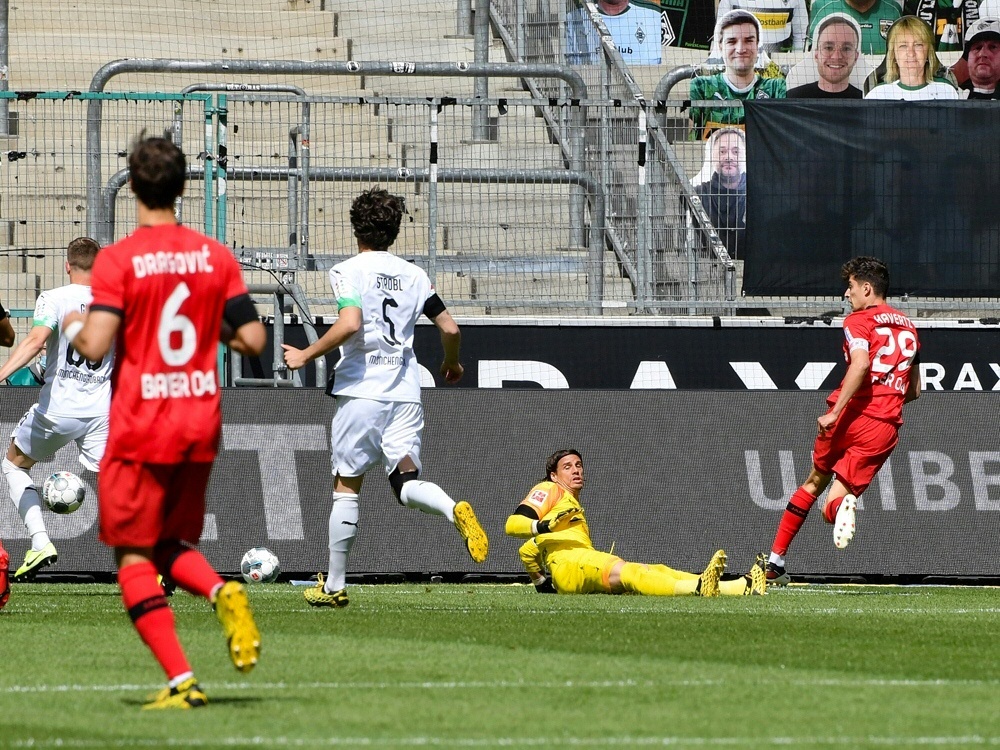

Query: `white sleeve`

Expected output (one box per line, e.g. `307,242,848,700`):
32,292,58,330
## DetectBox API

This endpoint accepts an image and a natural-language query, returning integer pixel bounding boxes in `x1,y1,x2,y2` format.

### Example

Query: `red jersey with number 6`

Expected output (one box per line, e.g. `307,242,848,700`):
90,224,248,463
826,303,919,426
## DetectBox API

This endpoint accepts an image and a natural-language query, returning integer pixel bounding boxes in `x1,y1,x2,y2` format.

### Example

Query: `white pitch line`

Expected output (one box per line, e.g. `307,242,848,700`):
6,735,1000,748
5,677,1000,695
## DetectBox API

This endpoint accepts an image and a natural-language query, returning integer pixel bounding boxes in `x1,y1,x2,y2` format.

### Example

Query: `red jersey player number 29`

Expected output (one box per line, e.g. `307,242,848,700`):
872,320,917,396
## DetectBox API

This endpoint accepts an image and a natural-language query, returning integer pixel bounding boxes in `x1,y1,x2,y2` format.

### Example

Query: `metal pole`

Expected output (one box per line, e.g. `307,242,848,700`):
428,103,439,283
569,101,586,249
203,100,215,239
635,107,650,311
455,0,474,36
289,127,300,253
216,93,228,243
298,100,311,269
0,0,9,137
515,0,525,62
472,0,491,140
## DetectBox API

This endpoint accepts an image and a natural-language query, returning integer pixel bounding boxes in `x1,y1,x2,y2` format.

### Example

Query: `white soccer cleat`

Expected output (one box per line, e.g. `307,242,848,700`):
833,494,858,550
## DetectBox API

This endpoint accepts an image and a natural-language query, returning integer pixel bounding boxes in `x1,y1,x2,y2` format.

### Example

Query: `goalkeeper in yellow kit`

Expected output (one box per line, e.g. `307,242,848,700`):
505,449,767,596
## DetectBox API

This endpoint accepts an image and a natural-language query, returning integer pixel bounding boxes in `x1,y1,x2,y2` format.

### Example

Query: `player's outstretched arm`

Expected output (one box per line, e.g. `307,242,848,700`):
0,305,14,348
0,325,48,382
282,305,361,371
505,506,539,539
64,309,118,361
506,505,582,538
430,310,462,383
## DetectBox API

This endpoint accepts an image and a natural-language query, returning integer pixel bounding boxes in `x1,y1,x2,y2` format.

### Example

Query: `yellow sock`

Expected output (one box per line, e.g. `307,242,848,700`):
648,563,699,581
719,577,750,596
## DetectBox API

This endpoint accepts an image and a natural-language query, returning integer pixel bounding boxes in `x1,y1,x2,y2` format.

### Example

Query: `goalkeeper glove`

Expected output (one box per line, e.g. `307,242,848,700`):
534,507,583,535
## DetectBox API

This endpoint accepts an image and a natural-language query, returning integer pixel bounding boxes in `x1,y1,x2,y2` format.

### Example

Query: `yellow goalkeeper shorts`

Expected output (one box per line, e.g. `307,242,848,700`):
547,548,621,594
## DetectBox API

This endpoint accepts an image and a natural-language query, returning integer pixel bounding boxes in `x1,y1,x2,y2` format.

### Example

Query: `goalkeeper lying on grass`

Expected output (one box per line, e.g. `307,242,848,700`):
505,449,766,596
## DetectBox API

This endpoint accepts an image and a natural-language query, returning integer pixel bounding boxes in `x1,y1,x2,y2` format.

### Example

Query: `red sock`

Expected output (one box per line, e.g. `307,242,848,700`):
771,487,819,556
165,548,224,601
119,561,191,681
823,496,845,524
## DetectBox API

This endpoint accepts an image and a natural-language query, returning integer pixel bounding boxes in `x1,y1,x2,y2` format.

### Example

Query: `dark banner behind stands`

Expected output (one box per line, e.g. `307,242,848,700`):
252,320,1000,393
2,388,998,579
744,101,1000,296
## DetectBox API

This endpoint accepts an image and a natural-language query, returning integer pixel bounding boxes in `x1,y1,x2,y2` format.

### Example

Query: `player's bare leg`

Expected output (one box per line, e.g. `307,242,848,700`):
821,478,857,549
5,441,56,581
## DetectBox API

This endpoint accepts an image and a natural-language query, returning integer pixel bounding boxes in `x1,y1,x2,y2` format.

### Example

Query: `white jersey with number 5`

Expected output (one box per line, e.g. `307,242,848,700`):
329,251,436,404
33,283,113,418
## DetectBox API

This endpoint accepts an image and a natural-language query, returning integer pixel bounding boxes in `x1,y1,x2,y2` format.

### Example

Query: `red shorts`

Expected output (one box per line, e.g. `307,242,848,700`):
99,458,214,548
812,409,899,497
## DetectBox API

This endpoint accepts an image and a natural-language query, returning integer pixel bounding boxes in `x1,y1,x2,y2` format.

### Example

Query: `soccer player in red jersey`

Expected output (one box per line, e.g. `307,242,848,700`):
766,257,920,585
0,300,15,610
62,136,267,708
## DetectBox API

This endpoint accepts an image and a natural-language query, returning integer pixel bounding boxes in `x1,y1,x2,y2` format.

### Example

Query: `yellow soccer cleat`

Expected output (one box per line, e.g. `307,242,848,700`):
14,543,57,581
453,501,488,563
142,677,208,710
699,549,726,597
744,553,768,596
304,573,349,608
213,581,261,673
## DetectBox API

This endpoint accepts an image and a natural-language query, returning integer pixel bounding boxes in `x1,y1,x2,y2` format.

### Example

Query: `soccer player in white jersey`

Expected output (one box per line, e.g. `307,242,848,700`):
283,188,488,607
0,237,113,581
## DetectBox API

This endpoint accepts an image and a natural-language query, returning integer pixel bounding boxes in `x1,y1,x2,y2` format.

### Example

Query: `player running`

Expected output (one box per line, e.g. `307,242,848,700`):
0,238,111,584
766,256,920,585
506,449,767,597
64,136,266,709
282,187,488,609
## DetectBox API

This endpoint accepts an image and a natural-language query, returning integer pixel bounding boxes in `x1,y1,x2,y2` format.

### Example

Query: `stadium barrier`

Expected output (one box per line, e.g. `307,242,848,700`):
2,383,998,580
253,317,1000,391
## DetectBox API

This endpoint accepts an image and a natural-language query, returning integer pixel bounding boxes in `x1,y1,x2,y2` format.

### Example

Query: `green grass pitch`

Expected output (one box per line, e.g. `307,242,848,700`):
3,582,999,748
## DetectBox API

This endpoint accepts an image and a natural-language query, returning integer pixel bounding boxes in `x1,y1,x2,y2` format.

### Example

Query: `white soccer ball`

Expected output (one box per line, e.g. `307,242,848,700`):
240,546,281,584
42,471,86,514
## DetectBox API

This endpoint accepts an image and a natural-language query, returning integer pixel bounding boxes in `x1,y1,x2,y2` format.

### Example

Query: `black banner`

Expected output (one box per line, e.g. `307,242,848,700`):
2,388,999,578
253,320,1000,392
744,100,1000,296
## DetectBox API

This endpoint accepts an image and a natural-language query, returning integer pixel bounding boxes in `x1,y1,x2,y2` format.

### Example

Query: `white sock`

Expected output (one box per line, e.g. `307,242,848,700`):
769,552,785,567
326,493,359,592
168,671,195,689
399,480,456,522
3,458,49,549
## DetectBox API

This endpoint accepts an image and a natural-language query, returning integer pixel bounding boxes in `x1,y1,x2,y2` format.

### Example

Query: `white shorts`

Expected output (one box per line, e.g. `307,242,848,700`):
330,396,423,478
12,404,109,472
